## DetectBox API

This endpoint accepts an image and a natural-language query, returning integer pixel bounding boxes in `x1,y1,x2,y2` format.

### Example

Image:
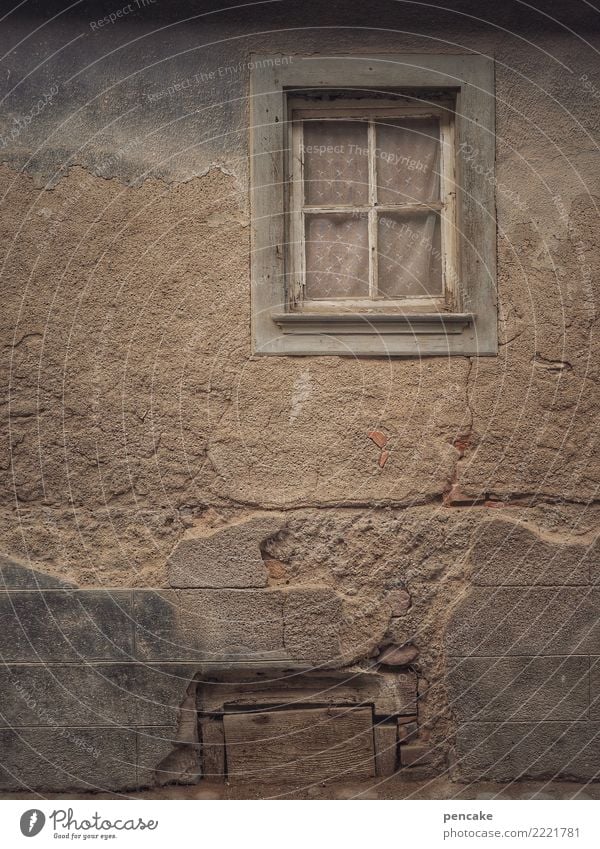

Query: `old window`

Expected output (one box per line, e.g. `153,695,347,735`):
250,55,496,356
288,96,455,312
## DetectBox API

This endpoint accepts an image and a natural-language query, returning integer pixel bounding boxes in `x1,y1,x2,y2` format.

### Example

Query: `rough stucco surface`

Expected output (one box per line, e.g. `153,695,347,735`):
1,0,600,791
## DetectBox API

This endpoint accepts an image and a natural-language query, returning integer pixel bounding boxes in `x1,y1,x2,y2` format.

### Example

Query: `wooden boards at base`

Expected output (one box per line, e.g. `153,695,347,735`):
223,706,376,784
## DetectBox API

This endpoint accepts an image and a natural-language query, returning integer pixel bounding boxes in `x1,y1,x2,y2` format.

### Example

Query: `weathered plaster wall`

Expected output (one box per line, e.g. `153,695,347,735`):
1,0,600,790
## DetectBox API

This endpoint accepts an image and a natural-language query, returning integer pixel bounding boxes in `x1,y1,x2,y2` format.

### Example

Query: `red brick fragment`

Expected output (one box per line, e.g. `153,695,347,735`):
452,434,472,456
443,484,477,506
264,559,287,580
378,449,390,468
368,430,388,449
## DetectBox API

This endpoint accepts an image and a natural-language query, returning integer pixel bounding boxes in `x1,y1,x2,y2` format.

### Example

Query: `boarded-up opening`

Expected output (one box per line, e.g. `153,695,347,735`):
223,706,375,784
197,668,427,783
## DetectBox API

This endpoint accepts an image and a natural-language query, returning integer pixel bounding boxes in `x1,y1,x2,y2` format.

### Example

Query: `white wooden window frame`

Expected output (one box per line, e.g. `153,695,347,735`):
250,54,497,357
288,97,456,313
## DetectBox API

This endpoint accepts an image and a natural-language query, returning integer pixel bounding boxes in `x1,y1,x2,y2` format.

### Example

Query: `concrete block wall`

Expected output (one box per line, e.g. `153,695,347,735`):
0,551,421,791
3,509,598,790
446,518,600,782
0,566,193,790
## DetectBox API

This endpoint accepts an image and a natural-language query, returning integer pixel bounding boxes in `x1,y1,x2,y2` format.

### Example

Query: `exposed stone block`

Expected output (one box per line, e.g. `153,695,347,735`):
0,590,134,662
0,663,199,729
337,594,392,665
446,588,597,656
0,553,76,589
282,588,342,664
447,656,589,721
168,515,283,589
174,589,286,661
588,542,600,584
455,722,600,782
584,590,600,654
471,518,591,585
134,589,286,661
140,679,201,787
586,658,600,720
133,586,388,666
0,728,137,791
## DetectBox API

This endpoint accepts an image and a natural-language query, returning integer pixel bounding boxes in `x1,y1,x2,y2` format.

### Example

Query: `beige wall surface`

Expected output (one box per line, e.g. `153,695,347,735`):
1,0,599,789
1,6,598,584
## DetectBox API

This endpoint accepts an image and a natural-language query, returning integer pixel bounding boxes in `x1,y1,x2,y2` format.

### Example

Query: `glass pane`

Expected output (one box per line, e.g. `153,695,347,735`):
376,118,440,204
305,214,369,299
303,121,369,206
377,212,442,298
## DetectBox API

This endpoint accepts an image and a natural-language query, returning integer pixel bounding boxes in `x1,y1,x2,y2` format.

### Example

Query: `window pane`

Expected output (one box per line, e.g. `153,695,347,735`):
376,118,440,204
303,121,369,206
305,214,369,298
377,212,442,298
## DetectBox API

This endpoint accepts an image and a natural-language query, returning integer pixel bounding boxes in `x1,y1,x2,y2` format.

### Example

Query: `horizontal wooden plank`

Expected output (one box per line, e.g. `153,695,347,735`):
198,669,417,716
223,706,375,784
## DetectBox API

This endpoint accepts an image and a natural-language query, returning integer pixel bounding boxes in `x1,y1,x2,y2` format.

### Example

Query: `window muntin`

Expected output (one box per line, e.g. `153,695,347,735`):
288,96,456,313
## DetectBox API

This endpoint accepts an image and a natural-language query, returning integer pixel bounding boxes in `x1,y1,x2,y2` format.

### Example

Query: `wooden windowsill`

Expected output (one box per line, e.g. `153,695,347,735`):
272,311,475,335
